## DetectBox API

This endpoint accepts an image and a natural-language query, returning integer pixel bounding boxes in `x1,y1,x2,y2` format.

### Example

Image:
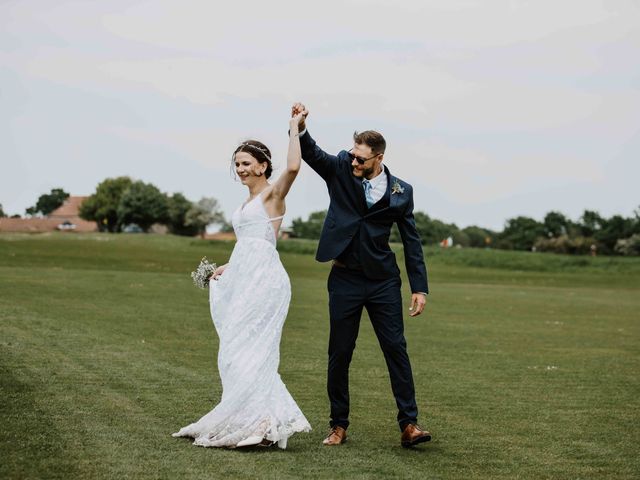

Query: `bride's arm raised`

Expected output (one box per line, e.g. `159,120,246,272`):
269,113,303,200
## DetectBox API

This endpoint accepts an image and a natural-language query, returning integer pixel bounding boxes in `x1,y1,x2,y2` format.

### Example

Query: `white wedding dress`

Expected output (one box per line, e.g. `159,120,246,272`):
172,192,311,449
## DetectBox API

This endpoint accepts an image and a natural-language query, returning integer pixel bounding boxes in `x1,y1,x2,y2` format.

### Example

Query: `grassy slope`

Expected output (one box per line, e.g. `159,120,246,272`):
0,233,638,479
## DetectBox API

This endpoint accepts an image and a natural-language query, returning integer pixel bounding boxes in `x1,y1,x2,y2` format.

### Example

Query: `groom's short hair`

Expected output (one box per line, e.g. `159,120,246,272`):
353,130,386,155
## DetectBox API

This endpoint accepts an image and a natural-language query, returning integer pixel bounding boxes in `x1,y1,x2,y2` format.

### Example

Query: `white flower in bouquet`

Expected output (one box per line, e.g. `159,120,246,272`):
191,257,217,289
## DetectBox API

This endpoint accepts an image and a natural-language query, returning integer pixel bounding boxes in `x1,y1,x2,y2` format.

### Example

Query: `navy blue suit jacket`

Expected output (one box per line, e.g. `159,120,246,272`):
300,130,429,294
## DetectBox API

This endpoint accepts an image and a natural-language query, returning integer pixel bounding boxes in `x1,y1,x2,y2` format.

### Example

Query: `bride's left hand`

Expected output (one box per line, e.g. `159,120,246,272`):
210,264,227,281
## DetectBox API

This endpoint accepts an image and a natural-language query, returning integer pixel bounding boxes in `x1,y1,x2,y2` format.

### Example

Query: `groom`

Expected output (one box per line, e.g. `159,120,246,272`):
291,103,431,447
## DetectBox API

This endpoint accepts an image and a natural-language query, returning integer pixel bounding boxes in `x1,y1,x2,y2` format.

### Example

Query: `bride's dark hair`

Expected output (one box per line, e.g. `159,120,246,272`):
231,140,273,179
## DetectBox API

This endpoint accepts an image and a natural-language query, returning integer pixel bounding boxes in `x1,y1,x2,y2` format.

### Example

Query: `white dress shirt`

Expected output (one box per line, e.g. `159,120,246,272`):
365,166,387,205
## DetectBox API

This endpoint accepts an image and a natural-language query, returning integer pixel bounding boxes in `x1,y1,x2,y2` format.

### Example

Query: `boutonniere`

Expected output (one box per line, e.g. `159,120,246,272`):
391,179,405,195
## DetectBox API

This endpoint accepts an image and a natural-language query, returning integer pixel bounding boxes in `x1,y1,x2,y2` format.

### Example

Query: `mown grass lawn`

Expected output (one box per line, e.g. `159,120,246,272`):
1,233,639,479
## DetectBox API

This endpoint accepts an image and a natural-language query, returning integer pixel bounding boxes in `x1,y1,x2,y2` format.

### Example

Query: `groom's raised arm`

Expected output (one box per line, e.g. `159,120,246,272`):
291,102,338,183
298,130,339,182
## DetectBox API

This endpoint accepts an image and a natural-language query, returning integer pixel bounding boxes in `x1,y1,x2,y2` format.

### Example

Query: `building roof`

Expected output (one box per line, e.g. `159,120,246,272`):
0,195,97,233
49,196,88,218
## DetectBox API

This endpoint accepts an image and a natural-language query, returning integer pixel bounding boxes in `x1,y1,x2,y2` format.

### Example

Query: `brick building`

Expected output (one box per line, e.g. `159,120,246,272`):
0,196,98,233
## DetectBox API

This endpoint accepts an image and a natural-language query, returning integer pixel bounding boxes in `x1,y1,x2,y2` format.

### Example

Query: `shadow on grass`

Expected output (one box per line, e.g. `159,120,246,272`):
0,352,80,480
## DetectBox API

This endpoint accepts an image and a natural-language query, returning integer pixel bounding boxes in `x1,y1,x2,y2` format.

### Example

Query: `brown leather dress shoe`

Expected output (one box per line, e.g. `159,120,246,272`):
401,424,431,447
323,426,347,446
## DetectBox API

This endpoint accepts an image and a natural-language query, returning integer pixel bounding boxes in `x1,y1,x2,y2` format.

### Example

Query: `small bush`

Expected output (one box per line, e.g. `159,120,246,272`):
534,235,597,255
615,234,640,256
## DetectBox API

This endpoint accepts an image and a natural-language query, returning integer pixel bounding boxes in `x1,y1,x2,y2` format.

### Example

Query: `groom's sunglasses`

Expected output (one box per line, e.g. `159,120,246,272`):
347,149,380,165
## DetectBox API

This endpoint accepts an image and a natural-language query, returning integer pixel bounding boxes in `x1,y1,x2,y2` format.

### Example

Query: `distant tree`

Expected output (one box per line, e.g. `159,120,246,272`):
596,215,635,252
499,216,545,250
462,226,494,248
26,188,69,216
411,212,460,245
578,210,604,237
80,177,133,232
0,203,5,218
166,193,198,236
543,211,569,238
291,210,327,239
10,214,21,219
564,220,583,238
451,229,470,247
633,206,640,235
117,181,169,232
427,218,459,245
390,211,462,246
185,197,225,237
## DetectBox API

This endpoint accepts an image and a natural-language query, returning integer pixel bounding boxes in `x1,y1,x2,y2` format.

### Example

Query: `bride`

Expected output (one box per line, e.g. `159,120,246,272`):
172,112,311,449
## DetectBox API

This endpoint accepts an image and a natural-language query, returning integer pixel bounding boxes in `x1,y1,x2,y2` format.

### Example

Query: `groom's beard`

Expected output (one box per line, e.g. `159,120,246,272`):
352,165,378,178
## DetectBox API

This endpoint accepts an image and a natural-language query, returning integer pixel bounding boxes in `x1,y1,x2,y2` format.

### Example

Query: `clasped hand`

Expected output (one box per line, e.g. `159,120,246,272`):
291,102,308,131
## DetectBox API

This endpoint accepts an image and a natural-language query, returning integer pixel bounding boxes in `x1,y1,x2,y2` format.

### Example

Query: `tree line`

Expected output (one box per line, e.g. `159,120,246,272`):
6,179,225,236
79,177,225,235
4,187,639,255
291,208,640,256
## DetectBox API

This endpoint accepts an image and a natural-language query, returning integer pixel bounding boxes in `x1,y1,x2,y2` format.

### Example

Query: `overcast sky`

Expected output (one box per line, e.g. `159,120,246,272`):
2,0,638,230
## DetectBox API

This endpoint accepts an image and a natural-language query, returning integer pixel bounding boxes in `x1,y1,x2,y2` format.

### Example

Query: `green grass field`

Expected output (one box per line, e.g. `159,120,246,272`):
1,233,639,479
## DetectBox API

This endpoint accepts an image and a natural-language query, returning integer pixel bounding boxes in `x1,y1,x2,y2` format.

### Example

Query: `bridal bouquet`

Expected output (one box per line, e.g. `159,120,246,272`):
191,257,217,289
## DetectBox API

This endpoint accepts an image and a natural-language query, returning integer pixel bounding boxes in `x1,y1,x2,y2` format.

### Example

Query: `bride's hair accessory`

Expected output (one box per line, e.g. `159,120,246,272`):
238,142,271,161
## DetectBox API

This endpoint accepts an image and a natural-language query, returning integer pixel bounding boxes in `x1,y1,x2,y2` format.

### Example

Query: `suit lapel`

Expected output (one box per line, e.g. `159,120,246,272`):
351,174,368,214
389,175,400,211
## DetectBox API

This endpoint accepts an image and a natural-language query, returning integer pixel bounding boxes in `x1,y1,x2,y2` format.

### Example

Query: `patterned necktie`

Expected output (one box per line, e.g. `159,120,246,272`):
362,179,374,208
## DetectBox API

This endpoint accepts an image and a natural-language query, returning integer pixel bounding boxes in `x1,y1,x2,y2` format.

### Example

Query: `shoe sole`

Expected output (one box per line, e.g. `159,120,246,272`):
323,437,347,446
401,434,431,448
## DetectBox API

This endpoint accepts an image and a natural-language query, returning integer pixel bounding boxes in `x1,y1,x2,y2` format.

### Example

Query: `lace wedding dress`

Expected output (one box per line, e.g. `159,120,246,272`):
172,192,311,449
